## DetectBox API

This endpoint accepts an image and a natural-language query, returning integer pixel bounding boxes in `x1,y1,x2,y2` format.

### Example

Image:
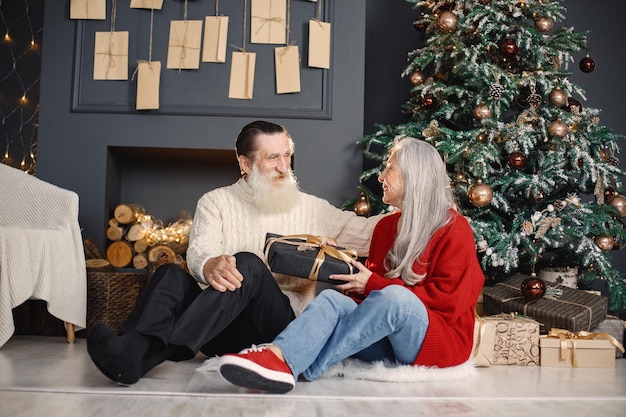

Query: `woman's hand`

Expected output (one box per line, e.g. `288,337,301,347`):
332,259,372,295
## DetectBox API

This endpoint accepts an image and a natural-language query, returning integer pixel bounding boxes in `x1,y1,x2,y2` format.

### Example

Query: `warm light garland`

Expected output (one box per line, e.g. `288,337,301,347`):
137,214,193,246
0,0,43,174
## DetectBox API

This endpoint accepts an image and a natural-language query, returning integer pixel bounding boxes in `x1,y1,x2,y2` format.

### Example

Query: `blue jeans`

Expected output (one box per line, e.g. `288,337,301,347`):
273,286,429,381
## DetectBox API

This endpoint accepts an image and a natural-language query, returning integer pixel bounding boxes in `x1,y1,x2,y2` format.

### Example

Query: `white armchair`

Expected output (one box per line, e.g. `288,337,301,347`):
0,163,86,347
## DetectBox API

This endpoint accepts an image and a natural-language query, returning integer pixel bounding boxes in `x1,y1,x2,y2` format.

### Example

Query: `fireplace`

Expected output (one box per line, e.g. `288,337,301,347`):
105,146,240,227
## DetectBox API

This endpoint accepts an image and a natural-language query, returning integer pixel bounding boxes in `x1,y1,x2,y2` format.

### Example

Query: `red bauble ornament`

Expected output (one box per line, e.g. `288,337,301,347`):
414,12,427,32
499,38,518,57
508,151,526,169
567,98,583,114
579,56,596,73
420,94,436,108
521,277,546,300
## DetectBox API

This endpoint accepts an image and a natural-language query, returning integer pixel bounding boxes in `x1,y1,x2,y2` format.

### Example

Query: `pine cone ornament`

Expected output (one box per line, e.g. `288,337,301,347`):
527,93,542,108
607,156,620,166
489,84,505,98
553,200,565,211
521,221,534,235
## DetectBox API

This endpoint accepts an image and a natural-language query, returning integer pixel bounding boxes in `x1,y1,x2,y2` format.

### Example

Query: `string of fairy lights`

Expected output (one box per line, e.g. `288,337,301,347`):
0,0,43,174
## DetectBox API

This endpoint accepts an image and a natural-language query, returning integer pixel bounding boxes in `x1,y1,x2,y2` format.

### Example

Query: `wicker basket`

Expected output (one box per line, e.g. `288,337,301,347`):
86,270,149,333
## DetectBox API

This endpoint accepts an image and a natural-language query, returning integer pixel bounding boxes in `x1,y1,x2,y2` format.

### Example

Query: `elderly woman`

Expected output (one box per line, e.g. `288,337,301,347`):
218,137,485,393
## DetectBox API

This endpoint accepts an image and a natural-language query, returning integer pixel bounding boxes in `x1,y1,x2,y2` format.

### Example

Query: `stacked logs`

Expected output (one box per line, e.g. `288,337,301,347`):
104,204,191,271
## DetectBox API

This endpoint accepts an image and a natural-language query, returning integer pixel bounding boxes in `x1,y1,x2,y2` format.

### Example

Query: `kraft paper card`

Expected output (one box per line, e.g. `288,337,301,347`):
166,20,203,70
251,0,287,44
229,52,256,100
136,61,161,110
275,45,301,94
308,20,331,69
93,31,129,80
70,0,106,20
130,0,164,9
202,16,229,63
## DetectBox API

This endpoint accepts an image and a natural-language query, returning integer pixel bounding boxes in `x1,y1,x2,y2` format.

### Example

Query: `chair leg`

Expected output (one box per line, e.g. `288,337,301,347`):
66,323,75,343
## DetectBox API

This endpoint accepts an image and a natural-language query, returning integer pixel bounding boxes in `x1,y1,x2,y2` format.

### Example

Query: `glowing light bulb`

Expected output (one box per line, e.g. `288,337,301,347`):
21,95,27,102
4,33,9,40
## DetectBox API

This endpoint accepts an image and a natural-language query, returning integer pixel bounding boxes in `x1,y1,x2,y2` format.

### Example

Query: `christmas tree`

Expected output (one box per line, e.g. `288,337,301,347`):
354,0,626,311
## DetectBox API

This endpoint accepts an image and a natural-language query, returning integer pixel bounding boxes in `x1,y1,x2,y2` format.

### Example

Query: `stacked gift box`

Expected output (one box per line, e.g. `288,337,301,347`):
478,273,624,368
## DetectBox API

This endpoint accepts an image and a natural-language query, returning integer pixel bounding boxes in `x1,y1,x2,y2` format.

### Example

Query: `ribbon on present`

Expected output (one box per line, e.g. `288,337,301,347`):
264,234,358,281
547,328,625,367
497,281,595,331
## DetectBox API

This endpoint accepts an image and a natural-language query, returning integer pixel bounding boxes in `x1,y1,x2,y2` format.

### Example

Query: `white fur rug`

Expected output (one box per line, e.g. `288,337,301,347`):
197,356,477,382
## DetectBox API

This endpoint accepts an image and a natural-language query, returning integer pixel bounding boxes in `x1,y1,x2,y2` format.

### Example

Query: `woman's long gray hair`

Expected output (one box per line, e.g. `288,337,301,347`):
384,137,456,285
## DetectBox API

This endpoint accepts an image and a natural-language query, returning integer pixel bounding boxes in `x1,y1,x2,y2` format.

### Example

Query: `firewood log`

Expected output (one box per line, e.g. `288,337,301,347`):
126,222,146,241
132,253,149,269
106,225,125,241
85,258,115,272
84,238,107,260
113,203,146,224
133,238,149,254
106,240,134,268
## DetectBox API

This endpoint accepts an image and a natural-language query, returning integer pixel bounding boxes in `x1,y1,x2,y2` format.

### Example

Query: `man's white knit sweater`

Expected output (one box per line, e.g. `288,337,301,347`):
186,179,381,314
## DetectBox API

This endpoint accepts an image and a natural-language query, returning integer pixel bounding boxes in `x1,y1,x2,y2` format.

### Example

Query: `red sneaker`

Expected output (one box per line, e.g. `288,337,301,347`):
218,344,295,394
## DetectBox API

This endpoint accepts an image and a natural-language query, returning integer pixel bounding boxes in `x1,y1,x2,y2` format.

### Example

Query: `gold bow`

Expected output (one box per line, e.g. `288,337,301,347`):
264,234,358,281
547,328,625,367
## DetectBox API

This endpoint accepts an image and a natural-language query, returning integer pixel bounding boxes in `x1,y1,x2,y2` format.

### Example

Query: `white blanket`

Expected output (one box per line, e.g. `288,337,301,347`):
0,164,86,347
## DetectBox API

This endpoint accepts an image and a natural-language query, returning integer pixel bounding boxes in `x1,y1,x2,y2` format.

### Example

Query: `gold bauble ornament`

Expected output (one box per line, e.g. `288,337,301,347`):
548,120,568,138
607,194,626,217
468,180,493,207
534,17,554,33
437,11,458,33
594,235,614,251
598,148,608,162
409,70,425,86
353,192,372,217
548,87,567,107
473,104,492,120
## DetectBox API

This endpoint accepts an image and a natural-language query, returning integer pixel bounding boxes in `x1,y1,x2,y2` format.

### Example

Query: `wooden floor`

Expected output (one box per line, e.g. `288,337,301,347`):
0,335,625,417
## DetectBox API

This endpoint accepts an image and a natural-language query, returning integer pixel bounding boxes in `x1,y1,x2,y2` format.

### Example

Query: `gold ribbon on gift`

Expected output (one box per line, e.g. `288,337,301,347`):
264,234,358,281
547,328,625,367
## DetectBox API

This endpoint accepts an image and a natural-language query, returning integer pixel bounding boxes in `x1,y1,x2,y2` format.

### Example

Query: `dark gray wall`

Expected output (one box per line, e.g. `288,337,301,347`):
36,1,626,276
362,1,626,275
37,1,366,247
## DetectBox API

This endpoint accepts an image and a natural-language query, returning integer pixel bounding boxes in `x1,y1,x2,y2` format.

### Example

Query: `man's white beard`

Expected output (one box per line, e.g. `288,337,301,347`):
247,166,301,214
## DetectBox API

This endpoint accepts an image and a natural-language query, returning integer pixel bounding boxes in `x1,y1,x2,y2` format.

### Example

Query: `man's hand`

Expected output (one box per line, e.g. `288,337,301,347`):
203,255,244,292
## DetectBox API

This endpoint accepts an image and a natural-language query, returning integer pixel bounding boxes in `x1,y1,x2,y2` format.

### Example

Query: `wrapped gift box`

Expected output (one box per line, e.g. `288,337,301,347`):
483,273,607,333
264,233,357,284
473,313,540,367
540,332,619,368
591,315,625,359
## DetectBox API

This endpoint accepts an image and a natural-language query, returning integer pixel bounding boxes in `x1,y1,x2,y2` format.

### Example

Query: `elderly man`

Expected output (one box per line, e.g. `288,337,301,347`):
87,120,381,385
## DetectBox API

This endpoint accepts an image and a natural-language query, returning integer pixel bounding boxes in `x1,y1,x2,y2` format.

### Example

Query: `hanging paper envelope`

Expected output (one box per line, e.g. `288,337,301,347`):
93,31,129,80
130,0,164,9
250,0,287,44
70,0,106,20
308,20,331,69
275,44,301,94
166,20,203,70
229,52,256,100
136,61,161,110
202,16,229,63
